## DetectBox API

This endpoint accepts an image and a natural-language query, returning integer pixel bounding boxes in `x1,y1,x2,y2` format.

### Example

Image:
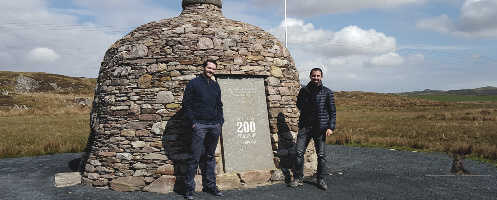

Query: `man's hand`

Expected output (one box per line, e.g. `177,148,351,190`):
326,129,333,136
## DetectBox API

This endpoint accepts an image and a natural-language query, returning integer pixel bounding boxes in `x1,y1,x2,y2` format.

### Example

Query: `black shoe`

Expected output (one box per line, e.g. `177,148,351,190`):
288,179,303,187
184,189,195,200
202,186,223,196
317,179,328,190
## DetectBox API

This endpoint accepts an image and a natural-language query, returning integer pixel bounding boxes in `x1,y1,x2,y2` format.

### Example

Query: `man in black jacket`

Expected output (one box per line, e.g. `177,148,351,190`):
182,60,224,199
289,68,336,190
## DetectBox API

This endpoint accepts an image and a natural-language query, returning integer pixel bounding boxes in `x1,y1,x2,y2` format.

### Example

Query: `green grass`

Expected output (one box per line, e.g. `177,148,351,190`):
409,95,497,102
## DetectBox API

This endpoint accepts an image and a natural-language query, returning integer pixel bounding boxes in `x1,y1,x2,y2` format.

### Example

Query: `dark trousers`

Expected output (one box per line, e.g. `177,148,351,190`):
294,127,327,180
185,123,221,191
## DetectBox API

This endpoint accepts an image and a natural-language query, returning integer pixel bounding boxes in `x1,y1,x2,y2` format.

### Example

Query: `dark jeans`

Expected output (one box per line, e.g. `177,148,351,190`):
294,127,327,180
185,123,221,191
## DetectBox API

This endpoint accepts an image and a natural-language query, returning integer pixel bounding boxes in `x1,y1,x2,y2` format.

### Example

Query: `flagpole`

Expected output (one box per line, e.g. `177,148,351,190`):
284,0,287,47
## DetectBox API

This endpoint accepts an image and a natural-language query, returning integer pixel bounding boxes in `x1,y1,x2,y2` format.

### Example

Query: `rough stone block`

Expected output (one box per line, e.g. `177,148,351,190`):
238,170,272,185
156,91,174,103
271,66,283,77
216,173,241,190
138,74,152,89
143,153,169,160
143,175,177,194
110,177,145,192
55,172,81,187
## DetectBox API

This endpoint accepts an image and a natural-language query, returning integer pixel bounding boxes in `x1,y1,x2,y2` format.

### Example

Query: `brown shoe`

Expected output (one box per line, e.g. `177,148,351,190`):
288,179,303,187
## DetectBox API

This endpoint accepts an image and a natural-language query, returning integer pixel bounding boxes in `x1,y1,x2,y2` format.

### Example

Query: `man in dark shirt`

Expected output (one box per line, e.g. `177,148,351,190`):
182,60,224,199
289,68,336,190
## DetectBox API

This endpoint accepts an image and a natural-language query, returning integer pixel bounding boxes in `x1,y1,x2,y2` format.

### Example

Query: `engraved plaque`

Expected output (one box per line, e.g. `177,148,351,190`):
217,76,275,173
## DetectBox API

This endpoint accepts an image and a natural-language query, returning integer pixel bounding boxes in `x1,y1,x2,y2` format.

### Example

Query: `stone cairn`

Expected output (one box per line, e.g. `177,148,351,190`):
80,0,318,193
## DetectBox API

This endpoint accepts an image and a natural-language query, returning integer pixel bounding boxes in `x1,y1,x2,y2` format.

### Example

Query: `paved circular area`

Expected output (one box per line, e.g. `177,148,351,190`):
1,145,496,199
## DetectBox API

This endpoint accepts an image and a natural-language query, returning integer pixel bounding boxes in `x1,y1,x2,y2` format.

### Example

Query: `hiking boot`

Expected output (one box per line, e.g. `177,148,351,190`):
202,186,223,196
184,189,195,200
288,179,303,187
317,179,328,190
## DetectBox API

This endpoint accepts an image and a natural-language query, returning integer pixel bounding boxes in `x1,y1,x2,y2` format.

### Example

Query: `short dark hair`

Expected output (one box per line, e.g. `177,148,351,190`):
310,68,323,76
203,60,217,68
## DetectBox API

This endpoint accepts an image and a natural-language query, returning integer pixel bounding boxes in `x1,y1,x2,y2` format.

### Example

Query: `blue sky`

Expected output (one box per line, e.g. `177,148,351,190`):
0,0,496,93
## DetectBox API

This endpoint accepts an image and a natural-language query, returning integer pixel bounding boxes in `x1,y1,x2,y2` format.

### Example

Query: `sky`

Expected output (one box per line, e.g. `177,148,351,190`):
0,0,496,93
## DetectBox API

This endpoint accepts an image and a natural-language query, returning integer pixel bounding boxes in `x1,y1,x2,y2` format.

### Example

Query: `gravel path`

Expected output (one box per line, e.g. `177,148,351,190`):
1,145,496,200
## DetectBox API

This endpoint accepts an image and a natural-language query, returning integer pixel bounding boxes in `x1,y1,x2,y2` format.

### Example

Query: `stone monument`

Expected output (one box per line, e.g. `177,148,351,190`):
80,0,318,193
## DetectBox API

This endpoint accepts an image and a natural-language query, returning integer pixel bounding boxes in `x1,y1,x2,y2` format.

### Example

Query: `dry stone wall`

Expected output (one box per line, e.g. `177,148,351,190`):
81,2,317,193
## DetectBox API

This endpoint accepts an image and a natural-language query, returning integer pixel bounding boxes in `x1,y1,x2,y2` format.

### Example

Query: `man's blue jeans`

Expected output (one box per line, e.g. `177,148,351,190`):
294,127,327,180
185,123,221,191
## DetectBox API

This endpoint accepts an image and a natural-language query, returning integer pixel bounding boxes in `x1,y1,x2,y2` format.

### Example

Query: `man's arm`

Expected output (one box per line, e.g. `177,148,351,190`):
327,90,336,131
216,85,224,125
296,87,305,111
182,82,196,127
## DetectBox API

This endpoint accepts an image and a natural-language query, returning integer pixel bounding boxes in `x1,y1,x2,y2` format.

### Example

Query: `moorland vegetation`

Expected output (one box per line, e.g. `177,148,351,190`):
1,72,496,166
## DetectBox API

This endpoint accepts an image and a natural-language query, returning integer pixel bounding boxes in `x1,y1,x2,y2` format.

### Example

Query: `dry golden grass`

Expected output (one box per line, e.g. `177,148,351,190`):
0,115,90,158
330,92,497,163
1,90,496,165
0,92,91,117
0,92,91,158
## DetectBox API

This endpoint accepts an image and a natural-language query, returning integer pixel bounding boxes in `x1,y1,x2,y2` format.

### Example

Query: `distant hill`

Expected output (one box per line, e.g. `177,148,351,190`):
0,71,96,95
392,86,497,96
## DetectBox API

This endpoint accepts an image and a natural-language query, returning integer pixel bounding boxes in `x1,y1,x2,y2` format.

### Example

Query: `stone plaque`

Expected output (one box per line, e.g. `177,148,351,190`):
217,76,274,173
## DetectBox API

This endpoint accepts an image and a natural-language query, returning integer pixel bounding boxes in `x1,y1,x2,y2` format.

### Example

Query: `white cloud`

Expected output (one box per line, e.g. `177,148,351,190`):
274,18,331,44
270,18,397,57
0,0,131,76
364,53,405,67
322,26,396,57
417,0,497,39
27,48,60,62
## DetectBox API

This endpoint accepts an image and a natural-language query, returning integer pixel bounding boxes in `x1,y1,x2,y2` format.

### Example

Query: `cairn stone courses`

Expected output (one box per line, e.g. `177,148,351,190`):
81,2,316,193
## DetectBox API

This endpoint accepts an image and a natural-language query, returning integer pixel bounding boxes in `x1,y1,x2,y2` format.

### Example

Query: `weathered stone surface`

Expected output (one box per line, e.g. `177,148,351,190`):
110,177,145,192
198,37,214,49
87,173,100,180
54,172,81,187
156,91,174,103
218,77,275,173
143,175,177,194
156,164,175,175
131,141,147,148
238,170,272,185
143,153,169,160
121,129,135,137
14,75,39,93
216,173,241,190
116,153,133,160
270,66,283,78
138,74,152,89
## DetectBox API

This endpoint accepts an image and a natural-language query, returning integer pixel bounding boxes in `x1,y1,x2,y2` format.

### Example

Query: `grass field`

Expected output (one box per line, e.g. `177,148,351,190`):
1,91,496,167
409,95,497,102
0,92,91,158
0,115,89,158
330,92,497,165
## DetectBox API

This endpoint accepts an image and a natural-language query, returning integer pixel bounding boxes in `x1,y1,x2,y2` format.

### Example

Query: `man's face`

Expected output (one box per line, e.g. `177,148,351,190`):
203,62,216,78
309,70,322,85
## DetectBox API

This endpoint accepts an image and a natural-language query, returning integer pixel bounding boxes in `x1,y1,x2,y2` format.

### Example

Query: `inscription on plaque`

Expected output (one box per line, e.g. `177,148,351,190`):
217,76,274,173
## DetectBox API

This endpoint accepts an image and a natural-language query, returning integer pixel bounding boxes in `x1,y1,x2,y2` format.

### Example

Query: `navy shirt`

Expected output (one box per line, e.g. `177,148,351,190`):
182,75,224,126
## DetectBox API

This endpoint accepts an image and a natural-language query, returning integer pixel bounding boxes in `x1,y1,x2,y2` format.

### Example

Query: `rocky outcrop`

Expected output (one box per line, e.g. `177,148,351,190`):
14,75,39,93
